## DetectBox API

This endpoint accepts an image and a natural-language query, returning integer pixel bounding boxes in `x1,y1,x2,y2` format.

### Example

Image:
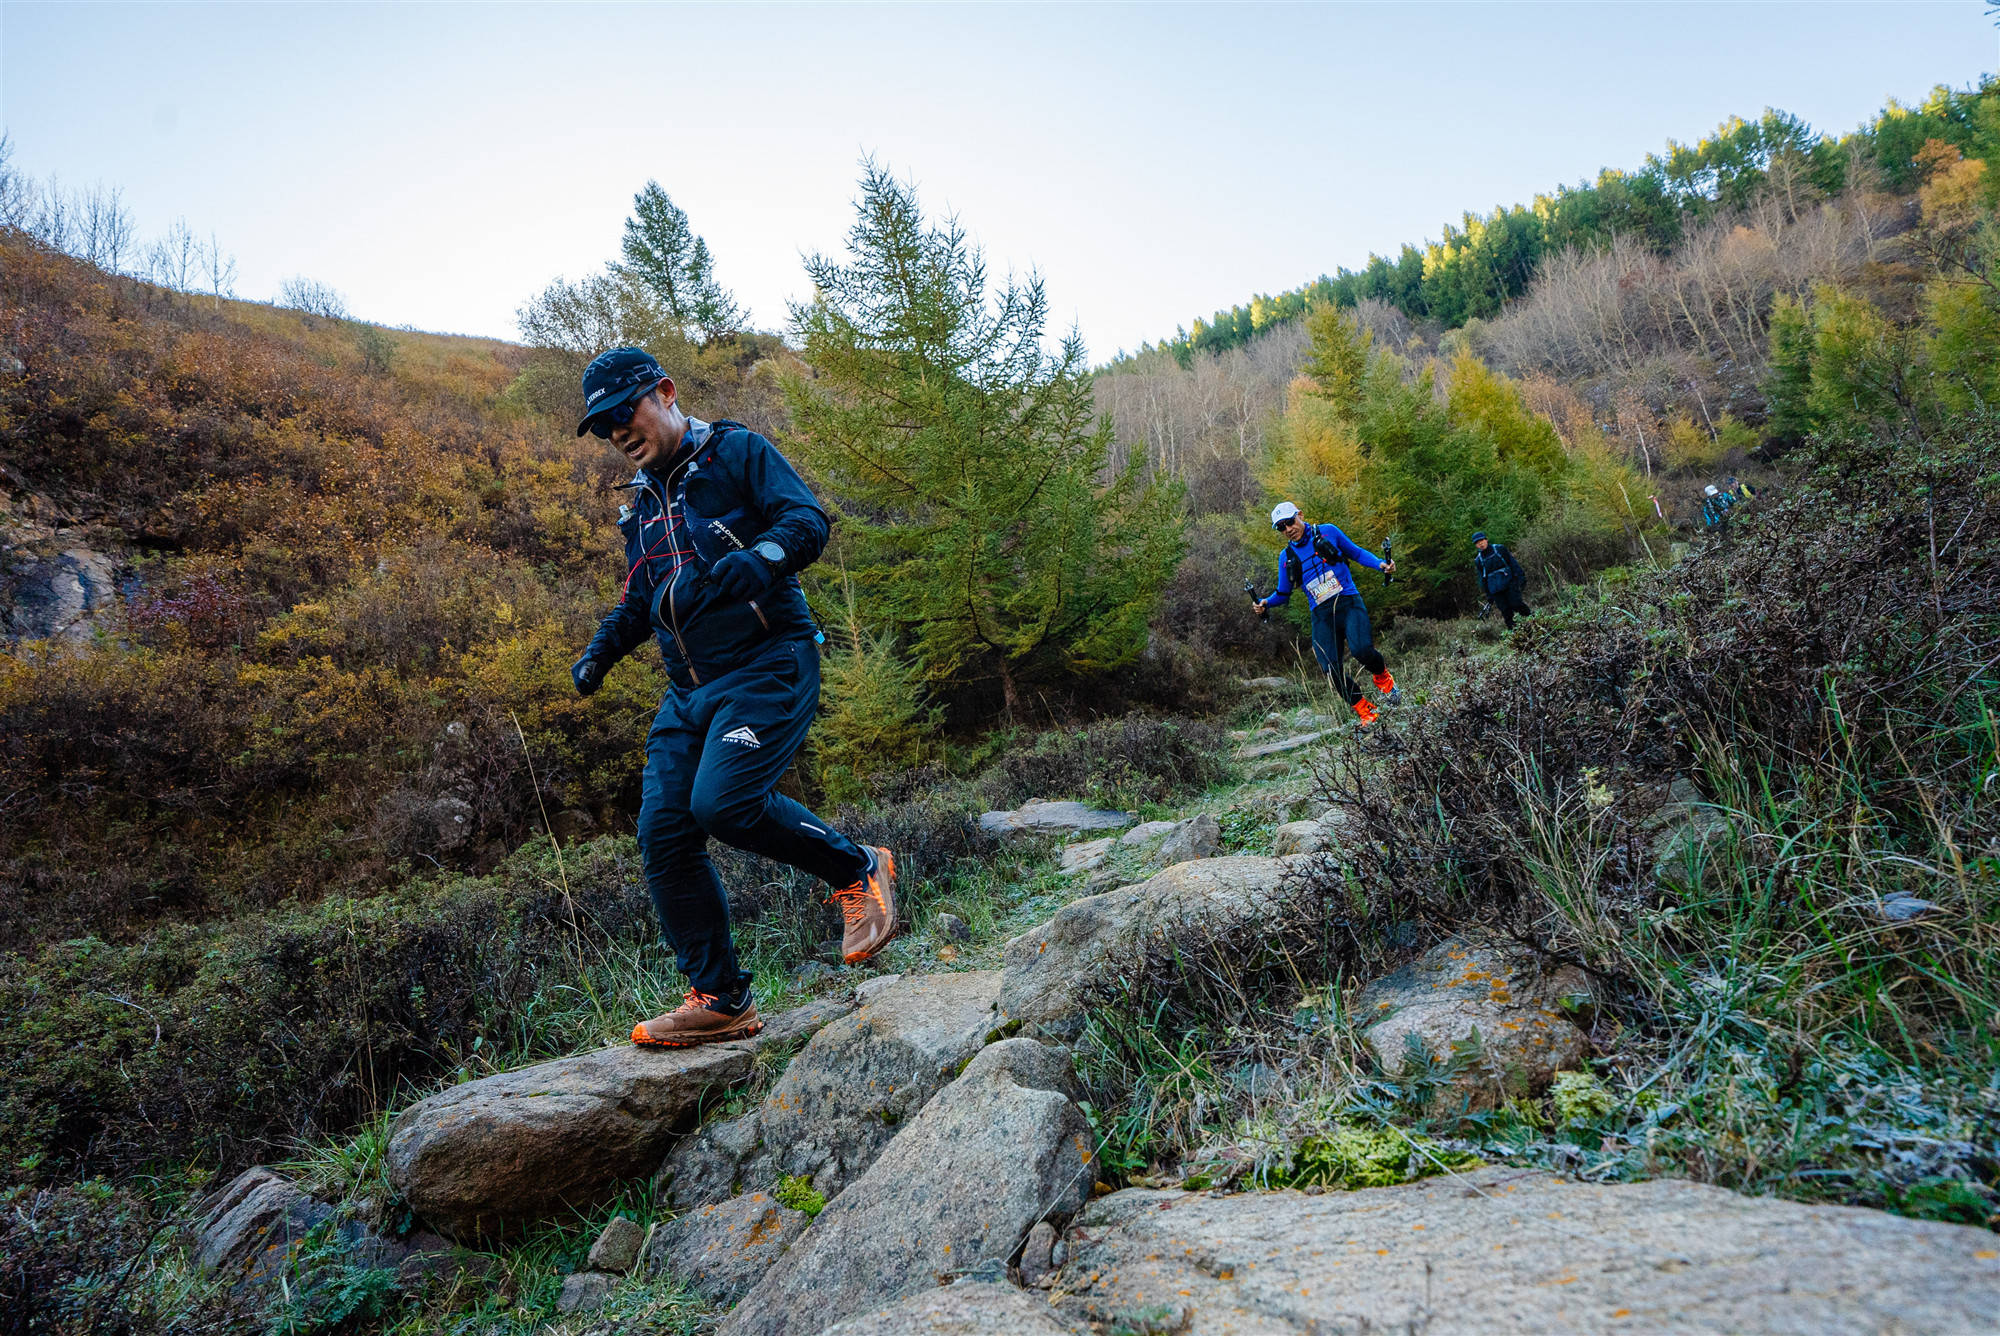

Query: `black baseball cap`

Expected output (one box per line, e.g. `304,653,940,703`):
576,347,666,437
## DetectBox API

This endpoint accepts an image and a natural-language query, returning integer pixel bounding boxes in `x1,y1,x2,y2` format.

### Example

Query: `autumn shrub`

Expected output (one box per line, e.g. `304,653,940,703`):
975,713,1228,812
0,240,665,943
0,839,656,1183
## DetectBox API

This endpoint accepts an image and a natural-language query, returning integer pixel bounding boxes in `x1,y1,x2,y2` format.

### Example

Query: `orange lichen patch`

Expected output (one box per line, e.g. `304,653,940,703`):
1613,1310,1632,1319
1412,1224,1425,1231
1977,1250,1998,1260
747,1214,781,1246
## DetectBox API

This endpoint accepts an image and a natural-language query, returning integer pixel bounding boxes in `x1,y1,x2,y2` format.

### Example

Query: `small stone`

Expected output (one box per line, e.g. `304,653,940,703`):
557,1270,615,1313
1049,1238,1066,1268
1238,676,1289,691
1118,820,1179,847
793,960,836,989
936,912,972,942
1155,814,1222,866
586,1216,645,1274
1059,837,1116,874
1018,1220,1058,1286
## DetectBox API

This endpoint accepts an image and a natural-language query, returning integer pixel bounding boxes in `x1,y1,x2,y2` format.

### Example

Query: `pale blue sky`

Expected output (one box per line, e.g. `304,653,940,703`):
3,3,1993,358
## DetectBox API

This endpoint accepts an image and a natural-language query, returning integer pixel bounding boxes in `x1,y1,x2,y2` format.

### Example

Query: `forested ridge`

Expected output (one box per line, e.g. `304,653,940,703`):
1126,77,1998,364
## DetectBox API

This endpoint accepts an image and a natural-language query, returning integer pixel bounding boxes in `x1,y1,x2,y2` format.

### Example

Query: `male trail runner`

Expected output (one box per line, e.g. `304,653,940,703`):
1254,501,1399,726
570,348,896,1048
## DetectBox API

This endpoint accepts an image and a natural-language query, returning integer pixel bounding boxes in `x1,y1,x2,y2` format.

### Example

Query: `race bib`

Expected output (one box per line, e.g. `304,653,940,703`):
1305,570,1341,605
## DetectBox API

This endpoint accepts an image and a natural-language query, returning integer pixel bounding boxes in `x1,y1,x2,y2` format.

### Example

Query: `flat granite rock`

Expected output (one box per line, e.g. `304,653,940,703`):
1055,1170,2000,1335
823,1282,1087,1335
1234,730,1330,761
978,800,1135,843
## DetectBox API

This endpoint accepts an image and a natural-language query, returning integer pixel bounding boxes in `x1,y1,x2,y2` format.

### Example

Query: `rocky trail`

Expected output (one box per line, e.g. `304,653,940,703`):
187,686,2000,1333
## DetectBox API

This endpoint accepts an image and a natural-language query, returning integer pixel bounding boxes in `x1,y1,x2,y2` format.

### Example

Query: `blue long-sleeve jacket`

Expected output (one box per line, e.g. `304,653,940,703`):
582,418,829,689
1260,522,1386,610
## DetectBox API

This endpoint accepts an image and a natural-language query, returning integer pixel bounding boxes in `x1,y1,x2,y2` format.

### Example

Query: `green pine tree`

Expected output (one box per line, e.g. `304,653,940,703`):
617,182,743,343
785,164,1184,713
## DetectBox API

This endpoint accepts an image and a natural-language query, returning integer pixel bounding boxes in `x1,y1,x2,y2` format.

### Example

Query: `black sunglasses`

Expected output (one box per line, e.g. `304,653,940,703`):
588,383,658,440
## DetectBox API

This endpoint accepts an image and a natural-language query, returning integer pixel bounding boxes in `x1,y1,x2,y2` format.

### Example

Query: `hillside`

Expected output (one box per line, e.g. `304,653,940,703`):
4,66,1999,1336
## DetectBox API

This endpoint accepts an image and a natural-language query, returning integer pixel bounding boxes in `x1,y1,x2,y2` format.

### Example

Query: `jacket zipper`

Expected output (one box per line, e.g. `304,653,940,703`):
642,457,704,686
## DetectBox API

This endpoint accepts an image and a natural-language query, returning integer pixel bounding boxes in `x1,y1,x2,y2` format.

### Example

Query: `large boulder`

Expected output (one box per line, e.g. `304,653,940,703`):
662,972,1002,1209
999,856,1299,1039
978,800,1134,844
1056,1170,2000,1334
823,1283,1087,1335
389,999,848,1241
1356,938,1593,1108
721,1039,1095,1336
641,1190,811,1305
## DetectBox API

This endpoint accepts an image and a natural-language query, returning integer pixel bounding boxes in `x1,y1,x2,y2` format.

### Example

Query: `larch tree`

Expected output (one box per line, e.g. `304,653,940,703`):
784,164,1183,714
617,182,743,344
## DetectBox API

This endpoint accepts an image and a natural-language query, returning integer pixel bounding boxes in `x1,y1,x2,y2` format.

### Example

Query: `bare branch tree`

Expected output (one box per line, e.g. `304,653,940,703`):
146,217,200,292
0,134,33,232
279,275,349,324
31,175,74,253
201,230,237,310
76,184,136,273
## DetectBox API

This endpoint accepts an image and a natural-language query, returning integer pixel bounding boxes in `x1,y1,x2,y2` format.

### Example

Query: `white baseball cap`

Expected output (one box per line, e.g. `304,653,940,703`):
1270,501,1301,529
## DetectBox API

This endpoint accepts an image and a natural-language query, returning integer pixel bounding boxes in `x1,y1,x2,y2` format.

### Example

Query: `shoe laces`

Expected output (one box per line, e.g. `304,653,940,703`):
675,987,720,1014
830,881,875,925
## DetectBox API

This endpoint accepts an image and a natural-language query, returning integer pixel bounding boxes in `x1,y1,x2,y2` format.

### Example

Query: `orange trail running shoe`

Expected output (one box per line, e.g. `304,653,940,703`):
1372,671,1401,703
632,988,763,1048
832,846,898,965
1352,697,1381,727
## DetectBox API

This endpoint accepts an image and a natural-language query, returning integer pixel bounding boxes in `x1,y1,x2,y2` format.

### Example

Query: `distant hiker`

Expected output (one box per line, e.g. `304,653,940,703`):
1701,483,1735,535
1727,474,1757,502
1472,531,1531,629
569,348,897,1048
1253,501,1398,726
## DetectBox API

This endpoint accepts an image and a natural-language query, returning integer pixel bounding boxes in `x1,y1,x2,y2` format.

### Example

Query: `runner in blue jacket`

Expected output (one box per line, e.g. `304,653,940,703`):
570,348,897,1049
1254,501,1399,726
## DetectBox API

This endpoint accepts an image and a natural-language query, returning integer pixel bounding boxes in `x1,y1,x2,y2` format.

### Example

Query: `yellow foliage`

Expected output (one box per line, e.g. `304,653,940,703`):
1445,352,1566,479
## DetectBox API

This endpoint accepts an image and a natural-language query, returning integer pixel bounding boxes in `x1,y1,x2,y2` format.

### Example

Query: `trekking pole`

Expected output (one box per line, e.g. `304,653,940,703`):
1382,535,1396,588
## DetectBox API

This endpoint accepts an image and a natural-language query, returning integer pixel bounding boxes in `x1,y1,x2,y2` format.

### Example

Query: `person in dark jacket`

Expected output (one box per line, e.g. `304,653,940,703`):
569,348,896,1049
1253,501,1398,726
1472,531,1531,629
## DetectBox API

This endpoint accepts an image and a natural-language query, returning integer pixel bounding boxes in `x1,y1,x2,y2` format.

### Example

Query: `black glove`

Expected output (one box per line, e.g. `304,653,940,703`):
709,549,776,601
571,653,607,697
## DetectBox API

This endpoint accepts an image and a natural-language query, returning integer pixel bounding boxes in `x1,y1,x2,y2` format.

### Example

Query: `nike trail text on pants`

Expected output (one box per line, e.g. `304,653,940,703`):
637,635,867,996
